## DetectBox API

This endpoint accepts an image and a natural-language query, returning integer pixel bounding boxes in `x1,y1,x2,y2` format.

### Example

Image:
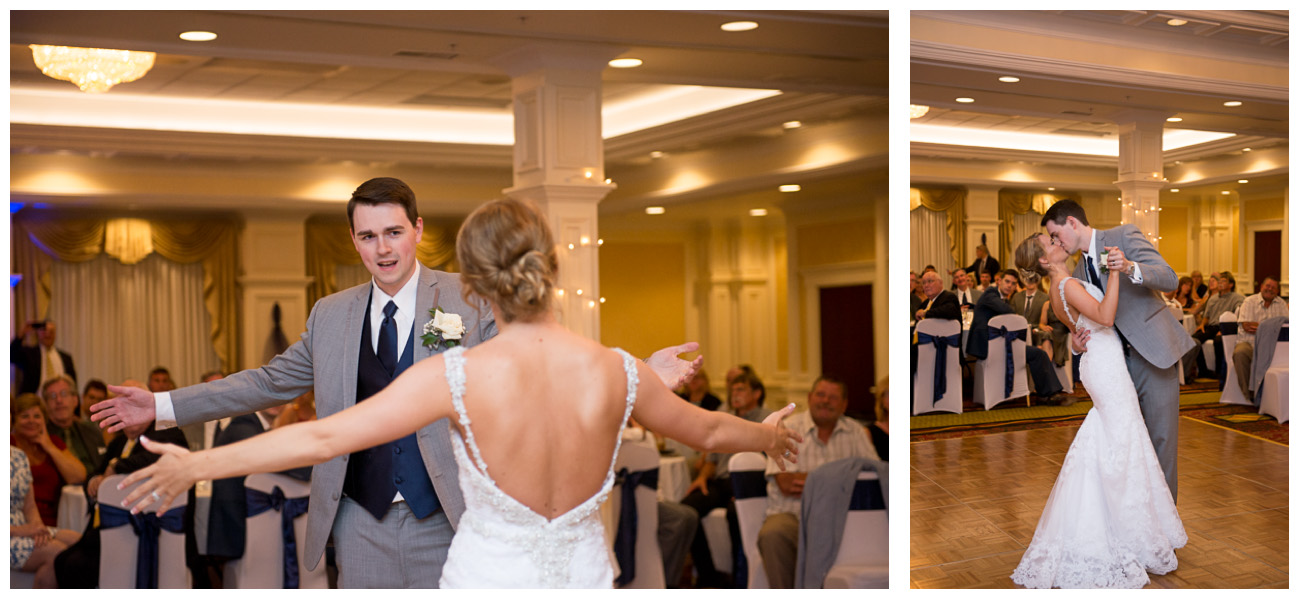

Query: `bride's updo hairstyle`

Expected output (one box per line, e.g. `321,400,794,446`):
1015,233,1050,279
456,198,558,323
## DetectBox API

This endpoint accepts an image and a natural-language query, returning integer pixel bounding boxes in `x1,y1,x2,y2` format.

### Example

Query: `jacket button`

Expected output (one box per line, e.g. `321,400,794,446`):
395,476,404,485
393,446,402,455
332,492,340,501
342,455,348,462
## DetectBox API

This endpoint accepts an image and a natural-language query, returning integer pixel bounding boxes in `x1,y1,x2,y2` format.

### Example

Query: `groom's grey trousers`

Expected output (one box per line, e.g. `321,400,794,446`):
1125,348,1180,500
334,497,454,588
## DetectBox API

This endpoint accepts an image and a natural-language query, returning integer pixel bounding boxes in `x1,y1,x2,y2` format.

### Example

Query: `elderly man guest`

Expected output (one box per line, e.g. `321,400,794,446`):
1232,276,1288,399
951,269,977,309
42,375,106,474
756,376,879,588
11,319,77,395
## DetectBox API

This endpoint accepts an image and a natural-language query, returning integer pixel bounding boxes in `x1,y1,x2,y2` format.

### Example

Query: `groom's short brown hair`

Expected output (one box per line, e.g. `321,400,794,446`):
347,177,420,230
1041,199,1089,227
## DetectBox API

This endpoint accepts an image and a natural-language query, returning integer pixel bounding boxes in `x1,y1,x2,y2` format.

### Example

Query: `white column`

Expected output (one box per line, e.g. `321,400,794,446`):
238,217,313,370
1113,111,1169,247
495,44,621,340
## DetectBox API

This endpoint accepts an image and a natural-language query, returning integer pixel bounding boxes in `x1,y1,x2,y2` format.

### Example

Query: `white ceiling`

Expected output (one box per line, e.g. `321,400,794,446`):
10,10,887,220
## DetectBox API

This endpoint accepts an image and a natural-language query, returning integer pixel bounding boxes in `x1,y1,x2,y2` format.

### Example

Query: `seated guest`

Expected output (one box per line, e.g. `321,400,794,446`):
206,401,311,562
273,390,317,428
1037,275,1070,367
867,377,888,462
914,271,959,323
79,380,108,422
52,381,189,589
974,271,992,293
1186,272,1245,382
677,368,722,412
11,447,81,588
1232,276,1288,399
951,269,977,309
757,376,879,588
11,393,87,526
1189,270,1209,304
1173,276,1195,311
968,269,1067,405
681,371,772,588
148,366,176,393
42,376,106,475
1011,272,1048,339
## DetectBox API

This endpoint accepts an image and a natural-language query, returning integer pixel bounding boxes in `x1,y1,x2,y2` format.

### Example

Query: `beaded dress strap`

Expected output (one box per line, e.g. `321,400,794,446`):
605,349,640,482
445,346,493,478
1058,277,1077,328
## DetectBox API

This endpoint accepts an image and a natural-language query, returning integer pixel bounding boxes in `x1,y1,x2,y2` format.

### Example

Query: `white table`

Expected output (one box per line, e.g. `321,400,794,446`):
57,485,88,533
657,455,690,503
1183,313,1198,335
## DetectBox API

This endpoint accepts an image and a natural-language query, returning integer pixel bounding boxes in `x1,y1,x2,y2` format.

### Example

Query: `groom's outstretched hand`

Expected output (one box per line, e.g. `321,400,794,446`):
92,382,157,433
1071,326,1092,354
645,342,704,389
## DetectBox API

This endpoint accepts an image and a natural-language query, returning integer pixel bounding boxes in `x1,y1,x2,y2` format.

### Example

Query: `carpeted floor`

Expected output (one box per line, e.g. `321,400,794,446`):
911,384,1288,445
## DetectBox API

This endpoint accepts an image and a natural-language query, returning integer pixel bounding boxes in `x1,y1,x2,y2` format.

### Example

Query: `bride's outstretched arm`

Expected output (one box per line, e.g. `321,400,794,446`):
1063,260,1121,328
118,354,456,513
629,361,802,470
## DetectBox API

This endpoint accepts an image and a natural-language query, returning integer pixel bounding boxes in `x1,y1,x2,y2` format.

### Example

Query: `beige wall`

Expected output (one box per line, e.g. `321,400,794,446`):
1159,205,1189,273
796,216,875,265
598,241,687,358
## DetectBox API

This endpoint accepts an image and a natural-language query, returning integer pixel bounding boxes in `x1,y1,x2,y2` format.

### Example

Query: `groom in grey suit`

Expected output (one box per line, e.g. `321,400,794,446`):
92,178,701,587
1042,200,1195,499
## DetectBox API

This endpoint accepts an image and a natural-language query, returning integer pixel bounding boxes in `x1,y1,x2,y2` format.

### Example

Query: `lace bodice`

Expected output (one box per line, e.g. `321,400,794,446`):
439,345,639,588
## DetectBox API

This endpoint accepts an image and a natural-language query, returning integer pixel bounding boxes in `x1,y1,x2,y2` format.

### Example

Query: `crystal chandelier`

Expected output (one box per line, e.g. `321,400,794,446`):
29,45,156,93
909,104,930,119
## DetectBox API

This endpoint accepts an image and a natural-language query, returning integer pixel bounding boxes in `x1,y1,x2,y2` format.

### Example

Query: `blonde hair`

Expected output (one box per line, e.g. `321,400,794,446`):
1015,233,1049,279
456,198,558,323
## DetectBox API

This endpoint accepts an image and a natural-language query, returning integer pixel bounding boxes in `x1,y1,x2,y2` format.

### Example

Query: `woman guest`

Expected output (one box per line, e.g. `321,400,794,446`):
11,393,86,526
868,378,888,462
1173,276,1195,311
11,447,80,588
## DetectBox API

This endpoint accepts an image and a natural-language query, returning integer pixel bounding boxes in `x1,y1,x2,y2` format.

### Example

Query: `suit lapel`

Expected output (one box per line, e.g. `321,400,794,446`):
415,266,438,362
341,284,368,409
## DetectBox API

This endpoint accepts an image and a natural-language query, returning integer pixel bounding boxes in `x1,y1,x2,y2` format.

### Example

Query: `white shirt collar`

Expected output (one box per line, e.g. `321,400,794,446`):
1086,228,1100,260
371,268,421,319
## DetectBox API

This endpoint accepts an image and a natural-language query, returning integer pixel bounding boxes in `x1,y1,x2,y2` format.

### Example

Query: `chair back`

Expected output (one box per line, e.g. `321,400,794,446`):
913,318,962,415
224,473,323,589
1259,324,1290,424
729,452,770,589
97,474,191,589
1270,324,1289,368
824,471,888,589
973,314,1029,409
1219,312,1251,406
611,439,664,588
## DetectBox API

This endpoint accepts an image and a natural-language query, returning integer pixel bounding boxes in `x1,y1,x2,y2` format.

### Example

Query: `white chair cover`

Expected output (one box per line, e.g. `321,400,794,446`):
1168,305,1186,385
97,474,191,589
823,471,888,589
728,452,769,589
700,507,732,575
1054,353,1074,392
1259,325,1289,424
11,569,36,588
611,439,665,589
913,318,963,415
223,473,324,589
973,314,1030,410
1219,312,1252,406
1202,338,1217,372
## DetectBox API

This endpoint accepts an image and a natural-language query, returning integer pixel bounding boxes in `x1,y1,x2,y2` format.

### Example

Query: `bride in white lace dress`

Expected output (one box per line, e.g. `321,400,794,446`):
118,197,801,588
1010,233,1186,589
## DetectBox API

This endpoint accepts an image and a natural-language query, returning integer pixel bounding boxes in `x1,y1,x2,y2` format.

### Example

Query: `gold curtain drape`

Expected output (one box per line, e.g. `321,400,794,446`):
11,216,241,372
997,190,1081,266
910,187,967,269
304,217,461,308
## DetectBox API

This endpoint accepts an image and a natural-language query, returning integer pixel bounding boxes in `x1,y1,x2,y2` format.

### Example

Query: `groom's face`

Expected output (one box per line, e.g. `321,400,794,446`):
351,203,424,296
1044,217,1082,254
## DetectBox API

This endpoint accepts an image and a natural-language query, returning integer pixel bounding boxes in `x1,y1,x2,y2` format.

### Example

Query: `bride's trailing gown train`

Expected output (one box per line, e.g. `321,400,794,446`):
437,345,638,588
1011,278,1187,589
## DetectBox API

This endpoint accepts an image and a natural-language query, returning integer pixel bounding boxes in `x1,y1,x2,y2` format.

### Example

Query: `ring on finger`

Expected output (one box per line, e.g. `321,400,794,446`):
151,490,161,502
783,450,792,458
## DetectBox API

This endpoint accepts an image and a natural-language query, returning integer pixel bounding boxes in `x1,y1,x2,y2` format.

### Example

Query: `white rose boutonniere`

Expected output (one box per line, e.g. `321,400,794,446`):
422,307,465,350
1098,249,1110,275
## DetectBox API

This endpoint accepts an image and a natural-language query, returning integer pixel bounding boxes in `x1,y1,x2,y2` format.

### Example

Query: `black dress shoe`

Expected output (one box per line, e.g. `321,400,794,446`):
1053,393,1077,407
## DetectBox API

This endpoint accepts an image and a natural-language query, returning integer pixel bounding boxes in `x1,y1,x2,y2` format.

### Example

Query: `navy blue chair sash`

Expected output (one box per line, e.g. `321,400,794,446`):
849,478,886,511
1220,321,1238,336
989,326,1027,397
98,503,185,589
729,468,767,588
1278,327,1289,342
916,331,961,405
613,467,658,586
246,485,310,589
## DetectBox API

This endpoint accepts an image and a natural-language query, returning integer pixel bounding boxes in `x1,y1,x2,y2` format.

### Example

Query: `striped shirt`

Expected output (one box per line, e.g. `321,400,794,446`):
1236,294,1289,346
764,410,879,516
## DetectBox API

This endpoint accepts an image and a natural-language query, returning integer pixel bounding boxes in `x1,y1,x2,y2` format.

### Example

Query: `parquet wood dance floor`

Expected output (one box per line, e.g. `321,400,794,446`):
910,416,1288,588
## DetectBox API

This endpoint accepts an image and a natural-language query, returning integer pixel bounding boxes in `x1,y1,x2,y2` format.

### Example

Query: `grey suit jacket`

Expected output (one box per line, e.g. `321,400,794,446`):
1070,224,1194,369
1010,289,1048,327
170,265,497,570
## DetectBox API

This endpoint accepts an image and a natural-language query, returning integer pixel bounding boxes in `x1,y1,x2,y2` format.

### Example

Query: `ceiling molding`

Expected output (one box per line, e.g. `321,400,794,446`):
912,41,1289,103
910,142,1118,168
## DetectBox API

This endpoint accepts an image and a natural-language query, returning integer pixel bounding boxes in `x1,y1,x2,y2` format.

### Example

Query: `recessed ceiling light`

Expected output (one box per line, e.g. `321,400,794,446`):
645,206,665,215
1223,101,1242,107
1166,18,1188,26
649,151,664,159
955,97,975,103
749,209,768,217
179,31,217,42
1166,117,1183,122
779,184,801,193
1047,187,1056,191
721,21,758,32
998,76,1020,83
1238,179,1249,184
1242,147,1252,152
609,58,643,68
783,121,802,129
1221,191,1231,195
1170,189,1180,193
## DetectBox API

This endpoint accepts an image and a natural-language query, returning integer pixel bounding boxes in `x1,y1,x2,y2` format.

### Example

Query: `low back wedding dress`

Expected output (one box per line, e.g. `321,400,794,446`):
438,345,638,588
1011,277,1187,588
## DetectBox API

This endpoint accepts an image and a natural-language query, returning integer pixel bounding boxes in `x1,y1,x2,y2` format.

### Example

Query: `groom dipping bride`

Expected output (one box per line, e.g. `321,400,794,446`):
93,185,801,588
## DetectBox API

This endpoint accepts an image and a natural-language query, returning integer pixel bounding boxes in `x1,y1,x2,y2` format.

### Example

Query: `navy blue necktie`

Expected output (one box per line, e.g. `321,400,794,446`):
378,300,398,376
1086,255,1102,289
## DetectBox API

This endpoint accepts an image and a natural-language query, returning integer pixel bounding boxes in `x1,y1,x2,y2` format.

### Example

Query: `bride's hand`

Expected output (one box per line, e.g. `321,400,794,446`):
118,436,195,514
763,403,803,471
